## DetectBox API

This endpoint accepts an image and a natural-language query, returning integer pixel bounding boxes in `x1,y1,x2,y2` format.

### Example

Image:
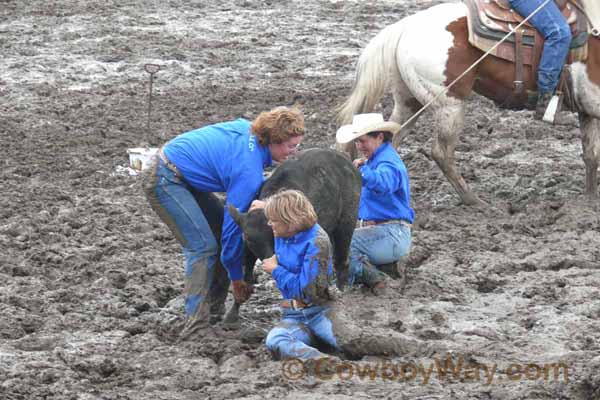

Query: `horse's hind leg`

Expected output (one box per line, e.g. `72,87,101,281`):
390,75,422,148
580,113,600,198
430,102,481,206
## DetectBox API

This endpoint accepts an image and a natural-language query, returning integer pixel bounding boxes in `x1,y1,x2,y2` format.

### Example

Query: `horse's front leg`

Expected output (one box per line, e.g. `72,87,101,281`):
580,113,600,198
430,103,481,206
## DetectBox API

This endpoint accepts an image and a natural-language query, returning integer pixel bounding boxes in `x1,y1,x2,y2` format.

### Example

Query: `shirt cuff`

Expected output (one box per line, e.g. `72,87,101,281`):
271,265,284,281
227,265,244,281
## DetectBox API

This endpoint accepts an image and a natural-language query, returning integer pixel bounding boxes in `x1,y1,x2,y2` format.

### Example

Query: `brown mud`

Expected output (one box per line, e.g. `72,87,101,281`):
1,0,599,399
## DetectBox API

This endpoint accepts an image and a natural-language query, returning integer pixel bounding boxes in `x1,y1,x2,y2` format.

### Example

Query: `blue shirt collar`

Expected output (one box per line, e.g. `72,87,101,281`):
280,224,318,244
368,142,390,162
260,142,273,168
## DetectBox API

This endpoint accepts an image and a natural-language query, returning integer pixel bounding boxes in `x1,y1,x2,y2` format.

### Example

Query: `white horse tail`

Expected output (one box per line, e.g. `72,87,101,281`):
337,20,406,124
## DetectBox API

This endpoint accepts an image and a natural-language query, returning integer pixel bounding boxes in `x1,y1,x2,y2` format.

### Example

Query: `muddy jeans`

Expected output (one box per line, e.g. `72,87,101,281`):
349,222,411,286
266,301,425,360
143,156,220,321
266,305,338,360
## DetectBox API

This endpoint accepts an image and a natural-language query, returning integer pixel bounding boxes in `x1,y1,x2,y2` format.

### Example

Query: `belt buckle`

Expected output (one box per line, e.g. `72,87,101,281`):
358,219,375,228
292,299,310,310
400,220,411,228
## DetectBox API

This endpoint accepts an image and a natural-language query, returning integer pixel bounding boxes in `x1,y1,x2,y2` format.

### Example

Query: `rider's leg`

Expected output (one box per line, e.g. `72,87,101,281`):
509,0,572,118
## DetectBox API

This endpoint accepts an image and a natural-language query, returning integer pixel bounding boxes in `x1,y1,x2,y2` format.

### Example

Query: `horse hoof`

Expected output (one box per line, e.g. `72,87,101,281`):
461,194,482,206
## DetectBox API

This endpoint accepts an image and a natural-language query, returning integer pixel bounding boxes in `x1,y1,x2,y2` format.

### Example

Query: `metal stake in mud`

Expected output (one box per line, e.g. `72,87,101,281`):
144,63,161,139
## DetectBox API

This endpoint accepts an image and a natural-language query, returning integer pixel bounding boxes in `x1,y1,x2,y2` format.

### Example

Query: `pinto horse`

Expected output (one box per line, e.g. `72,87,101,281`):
337,0,600,205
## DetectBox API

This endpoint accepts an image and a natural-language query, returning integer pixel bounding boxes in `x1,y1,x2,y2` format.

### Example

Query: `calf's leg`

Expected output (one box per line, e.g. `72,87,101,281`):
331,223,356,290
223,248,257,326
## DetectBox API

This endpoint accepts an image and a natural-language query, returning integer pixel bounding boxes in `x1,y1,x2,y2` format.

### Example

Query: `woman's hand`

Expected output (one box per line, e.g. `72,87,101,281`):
250,199,266,211
231,280,253,303
353,158,366,168
262,255,279,274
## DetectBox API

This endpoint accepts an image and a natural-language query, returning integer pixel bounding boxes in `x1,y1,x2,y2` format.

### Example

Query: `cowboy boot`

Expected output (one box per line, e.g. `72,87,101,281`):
179,300,212,340
361,262,390,295
378,262,400,279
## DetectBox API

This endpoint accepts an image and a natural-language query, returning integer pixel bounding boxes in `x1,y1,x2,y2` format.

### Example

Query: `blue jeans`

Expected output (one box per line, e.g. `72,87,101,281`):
266,305,338,360
143,157,219,319
509,0,571,94
349,223,411,286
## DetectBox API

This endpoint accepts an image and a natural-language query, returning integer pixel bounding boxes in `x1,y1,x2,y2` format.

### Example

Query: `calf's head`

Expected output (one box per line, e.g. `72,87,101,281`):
228,205,275,260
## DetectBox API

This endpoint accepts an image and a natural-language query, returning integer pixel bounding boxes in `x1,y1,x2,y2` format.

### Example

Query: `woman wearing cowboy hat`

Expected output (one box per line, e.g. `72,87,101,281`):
337,113,415,292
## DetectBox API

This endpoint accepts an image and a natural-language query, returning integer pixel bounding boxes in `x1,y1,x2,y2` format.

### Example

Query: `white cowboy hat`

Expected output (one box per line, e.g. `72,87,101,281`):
336,113,401,144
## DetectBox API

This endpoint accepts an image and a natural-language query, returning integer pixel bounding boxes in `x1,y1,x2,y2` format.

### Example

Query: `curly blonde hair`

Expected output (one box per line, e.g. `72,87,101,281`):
264,189,317,232
251,107,305,146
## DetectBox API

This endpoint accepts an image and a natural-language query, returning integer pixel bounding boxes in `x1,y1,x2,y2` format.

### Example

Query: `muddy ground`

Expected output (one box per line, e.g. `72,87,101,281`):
1,0,600,399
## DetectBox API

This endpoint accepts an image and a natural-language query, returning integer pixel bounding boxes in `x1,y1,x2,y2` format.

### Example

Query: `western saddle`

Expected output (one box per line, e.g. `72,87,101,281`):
465,0,588,107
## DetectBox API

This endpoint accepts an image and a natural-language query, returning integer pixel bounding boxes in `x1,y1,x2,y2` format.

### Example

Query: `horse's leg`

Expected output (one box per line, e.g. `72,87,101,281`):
430,102,481,206
580,113,600,198
390,74,422,149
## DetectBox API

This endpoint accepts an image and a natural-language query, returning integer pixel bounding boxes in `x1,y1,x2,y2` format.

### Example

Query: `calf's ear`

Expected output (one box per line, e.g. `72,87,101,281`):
227,204,246,227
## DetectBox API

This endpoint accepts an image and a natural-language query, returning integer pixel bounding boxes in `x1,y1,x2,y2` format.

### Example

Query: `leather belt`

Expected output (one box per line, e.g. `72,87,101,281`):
280,299,313,310
357,219,412,228
159,147,182,178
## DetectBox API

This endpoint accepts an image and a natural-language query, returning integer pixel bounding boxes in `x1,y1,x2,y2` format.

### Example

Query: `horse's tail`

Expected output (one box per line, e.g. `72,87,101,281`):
336,21,406,125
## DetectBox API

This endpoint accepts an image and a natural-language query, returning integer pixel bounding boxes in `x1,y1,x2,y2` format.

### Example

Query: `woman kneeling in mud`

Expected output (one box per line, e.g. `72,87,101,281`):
259,190,426,370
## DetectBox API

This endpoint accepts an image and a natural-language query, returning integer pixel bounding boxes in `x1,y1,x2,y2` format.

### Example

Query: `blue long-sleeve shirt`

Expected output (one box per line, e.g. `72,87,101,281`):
271,224,334,304
163,119,272,281
358,142,415,223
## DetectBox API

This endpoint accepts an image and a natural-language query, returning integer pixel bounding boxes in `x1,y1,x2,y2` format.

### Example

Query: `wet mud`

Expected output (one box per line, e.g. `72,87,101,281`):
1,0,599,399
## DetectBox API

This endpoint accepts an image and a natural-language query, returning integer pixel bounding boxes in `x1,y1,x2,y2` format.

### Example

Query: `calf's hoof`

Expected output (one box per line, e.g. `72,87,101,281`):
222,308,240,330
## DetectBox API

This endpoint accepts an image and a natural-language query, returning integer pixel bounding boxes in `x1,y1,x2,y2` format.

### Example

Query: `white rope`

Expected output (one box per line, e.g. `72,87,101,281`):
398,0,553,131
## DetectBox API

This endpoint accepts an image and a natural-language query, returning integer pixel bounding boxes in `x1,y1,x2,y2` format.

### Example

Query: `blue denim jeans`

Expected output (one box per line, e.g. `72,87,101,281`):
265,305,338,360
143,157,219,319
349,223,412,286
509,0,572,94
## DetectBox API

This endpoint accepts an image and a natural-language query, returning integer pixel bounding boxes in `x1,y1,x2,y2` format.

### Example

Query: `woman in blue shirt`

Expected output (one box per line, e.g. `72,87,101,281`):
337,113,415,292
143,107,304,338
